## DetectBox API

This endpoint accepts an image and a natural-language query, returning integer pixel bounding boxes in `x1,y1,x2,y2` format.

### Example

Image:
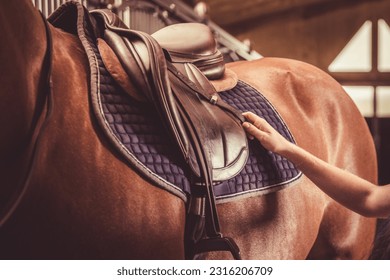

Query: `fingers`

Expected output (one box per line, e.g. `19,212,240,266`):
242,112,264,140
242,112,271,131
242,112,258,123
242,121,267,141
242,111,290,154
242,122,255,140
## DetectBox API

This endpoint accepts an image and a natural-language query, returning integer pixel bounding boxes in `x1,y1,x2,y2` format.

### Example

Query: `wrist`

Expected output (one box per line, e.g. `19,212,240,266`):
276,140,294,156
278,141,301,164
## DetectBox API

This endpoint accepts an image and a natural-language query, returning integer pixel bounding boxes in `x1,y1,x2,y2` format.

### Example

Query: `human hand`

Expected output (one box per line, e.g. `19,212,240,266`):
242,112,291,154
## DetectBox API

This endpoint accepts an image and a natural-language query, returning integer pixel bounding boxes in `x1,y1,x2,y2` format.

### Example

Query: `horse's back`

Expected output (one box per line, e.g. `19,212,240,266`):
226,57,377,259
229,57,376,177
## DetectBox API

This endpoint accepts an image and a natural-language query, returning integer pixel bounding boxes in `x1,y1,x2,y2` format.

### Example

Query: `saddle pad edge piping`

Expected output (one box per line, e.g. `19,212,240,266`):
216,171,303,204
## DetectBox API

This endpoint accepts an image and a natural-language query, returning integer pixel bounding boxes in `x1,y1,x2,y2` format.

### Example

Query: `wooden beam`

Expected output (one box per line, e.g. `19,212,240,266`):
204,0,382,26
329,72,390,86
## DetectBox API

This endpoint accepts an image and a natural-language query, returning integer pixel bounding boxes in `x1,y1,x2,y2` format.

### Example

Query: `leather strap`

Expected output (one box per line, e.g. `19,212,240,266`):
167,63,241,259
166,62,245,123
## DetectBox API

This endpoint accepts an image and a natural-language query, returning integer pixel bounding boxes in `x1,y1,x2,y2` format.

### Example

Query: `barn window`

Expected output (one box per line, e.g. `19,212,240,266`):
328,19,390,119
379,19,390,72
328,20,372,73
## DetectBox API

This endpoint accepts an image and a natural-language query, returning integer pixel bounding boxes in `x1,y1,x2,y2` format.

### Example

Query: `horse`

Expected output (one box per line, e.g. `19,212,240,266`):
0,0,377,259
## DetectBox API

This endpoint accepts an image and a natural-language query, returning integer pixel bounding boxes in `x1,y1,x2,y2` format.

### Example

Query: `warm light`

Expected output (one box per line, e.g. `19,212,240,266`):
329,19,390,118
378,19,390,72
328,21,372,72
343,86,374,117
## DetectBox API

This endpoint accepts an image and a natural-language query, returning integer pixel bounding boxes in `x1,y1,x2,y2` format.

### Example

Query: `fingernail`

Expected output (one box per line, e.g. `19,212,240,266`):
243,122,250,128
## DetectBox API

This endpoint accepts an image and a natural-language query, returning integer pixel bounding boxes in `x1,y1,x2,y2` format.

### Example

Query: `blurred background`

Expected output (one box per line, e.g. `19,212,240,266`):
33,0,390,185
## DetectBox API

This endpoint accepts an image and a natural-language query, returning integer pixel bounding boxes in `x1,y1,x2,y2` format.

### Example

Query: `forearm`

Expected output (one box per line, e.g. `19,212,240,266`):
242,112,389,217
280,142,389,217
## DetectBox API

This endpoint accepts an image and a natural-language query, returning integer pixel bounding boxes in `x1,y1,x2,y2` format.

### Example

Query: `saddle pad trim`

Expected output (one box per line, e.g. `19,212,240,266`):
214,171,301,203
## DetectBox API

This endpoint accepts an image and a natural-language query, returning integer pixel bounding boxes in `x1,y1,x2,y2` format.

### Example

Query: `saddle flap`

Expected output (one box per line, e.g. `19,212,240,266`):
168,63,249,181
103,29,153,96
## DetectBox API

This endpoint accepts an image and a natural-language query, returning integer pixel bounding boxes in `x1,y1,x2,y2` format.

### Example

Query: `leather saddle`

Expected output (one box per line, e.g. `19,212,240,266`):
86,9,248,259
91,10,248,181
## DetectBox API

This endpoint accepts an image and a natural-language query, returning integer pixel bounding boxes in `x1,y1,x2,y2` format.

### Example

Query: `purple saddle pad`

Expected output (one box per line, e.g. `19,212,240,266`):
98,75,302,202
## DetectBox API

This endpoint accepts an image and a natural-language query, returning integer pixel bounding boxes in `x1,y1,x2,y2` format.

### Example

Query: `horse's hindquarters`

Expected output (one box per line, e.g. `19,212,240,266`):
223,58,377,259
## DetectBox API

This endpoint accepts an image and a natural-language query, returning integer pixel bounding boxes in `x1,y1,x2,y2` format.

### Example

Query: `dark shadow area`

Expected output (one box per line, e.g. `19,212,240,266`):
365,117,390,185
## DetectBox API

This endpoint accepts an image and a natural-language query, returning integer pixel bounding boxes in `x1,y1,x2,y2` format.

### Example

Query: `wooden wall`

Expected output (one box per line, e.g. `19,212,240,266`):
203,0,390,69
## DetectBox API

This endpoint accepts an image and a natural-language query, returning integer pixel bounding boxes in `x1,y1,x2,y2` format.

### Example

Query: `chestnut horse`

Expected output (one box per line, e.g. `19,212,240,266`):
0,1,377,259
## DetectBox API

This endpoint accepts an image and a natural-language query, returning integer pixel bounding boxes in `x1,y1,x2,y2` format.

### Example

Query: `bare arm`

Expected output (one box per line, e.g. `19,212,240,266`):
242,112,390,218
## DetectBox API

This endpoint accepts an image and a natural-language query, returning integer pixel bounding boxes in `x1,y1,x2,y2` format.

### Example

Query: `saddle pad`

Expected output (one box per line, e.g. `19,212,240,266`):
49,2,301,202
99,74,302,202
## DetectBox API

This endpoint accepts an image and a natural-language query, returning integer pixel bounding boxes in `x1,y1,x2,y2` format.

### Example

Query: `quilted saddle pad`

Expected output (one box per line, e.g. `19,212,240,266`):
98,76,302,202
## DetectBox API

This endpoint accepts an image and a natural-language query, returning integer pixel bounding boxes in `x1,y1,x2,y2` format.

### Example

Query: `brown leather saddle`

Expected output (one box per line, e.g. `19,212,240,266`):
90,10,249,259
91,10,248,179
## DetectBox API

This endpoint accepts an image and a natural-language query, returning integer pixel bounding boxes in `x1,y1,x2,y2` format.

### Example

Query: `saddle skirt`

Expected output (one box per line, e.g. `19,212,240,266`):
48,2,302,203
